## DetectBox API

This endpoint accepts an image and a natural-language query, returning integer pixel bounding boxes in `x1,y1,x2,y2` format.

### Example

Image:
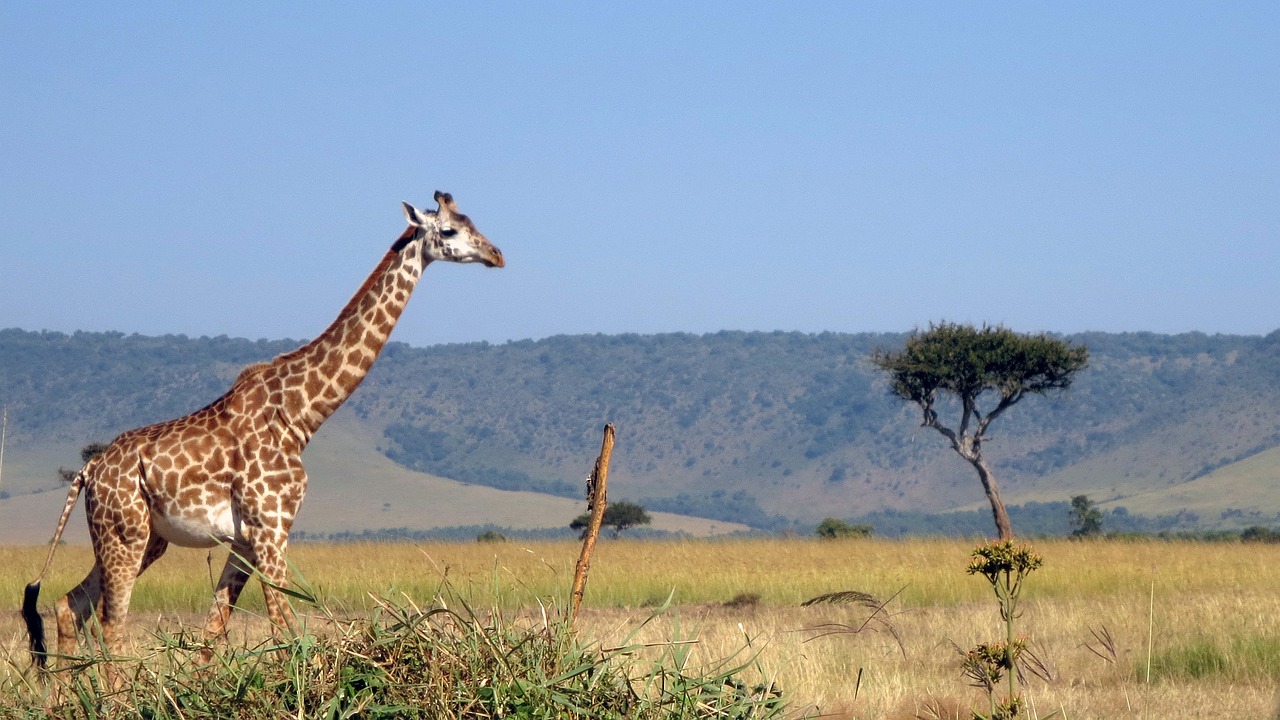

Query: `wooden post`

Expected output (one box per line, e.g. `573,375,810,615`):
570,423,614,624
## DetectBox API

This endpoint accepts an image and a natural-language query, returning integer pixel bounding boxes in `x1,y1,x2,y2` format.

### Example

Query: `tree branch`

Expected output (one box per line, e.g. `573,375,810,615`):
917,396,963,454
977,388,1024,438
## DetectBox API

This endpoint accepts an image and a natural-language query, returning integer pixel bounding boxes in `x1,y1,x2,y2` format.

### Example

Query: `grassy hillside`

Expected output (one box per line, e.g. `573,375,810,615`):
0,412,748,545
293,415,751,538
1100,443,1280,520
354,329,1280,527
2,327,1279,536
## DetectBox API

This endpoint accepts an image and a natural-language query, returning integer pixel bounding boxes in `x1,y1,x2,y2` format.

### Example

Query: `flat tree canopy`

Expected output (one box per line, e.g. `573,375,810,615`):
872,323,1088,539
571,501,652,539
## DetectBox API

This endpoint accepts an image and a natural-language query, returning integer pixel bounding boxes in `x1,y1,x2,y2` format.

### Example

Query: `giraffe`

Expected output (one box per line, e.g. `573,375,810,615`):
23,191,504,670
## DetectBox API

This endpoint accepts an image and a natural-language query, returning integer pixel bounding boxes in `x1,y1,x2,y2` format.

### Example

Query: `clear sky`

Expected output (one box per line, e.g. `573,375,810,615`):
2,3,1276,347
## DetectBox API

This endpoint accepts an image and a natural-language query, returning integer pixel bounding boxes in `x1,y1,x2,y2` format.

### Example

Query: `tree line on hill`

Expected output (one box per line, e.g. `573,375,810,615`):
3,326,1280,533
285,497,1280,543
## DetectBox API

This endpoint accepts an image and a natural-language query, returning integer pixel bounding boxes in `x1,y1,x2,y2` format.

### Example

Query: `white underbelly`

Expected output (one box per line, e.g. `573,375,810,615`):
152,506,239,548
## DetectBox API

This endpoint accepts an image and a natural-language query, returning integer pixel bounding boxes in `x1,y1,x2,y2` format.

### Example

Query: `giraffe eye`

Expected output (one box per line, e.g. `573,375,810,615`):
440,227,458,238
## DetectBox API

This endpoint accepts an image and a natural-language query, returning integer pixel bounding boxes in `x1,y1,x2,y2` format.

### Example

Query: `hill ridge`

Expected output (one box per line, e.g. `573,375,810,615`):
2,327,1278,535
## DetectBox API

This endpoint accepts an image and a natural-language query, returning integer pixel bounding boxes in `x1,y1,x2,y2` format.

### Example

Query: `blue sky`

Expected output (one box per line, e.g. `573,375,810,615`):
2,3,1276,347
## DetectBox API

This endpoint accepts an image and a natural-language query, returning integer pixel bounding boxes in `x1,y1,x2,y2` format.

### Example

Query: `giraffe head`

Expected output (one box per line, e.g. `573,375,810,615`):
400,191,505,268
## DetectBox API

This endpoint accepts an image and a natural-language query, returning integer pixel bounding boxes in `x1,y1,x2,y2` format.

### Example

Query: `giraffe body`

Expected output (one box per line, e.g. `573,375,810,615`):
24,192,503,669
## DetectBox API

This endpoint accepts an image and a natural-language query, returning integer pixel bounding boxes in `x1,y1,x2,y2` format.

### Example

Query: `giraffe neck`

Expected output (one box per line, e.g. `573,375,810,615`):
257,229,430,441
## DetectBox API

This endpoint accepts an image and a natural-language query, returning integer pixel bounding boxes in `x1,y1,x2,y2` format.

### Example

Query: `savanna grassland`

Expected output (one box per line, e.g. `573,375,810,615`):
2,538,1278,718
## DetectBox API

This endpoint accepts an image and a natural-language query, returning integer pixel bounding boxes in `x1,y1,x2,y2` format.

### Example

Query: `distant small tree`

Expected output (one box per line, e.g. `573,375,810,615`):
476,530,508,543
816,517,873,539
873,323,1088,540
570,501,652,539
57,441,109,483
1240,526,1280,543
1069,495,1103,537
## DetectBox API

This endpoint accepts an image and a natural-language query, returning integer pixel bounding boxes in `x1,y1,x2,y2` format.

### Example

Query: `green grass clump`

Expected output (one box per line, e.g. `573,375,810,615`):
1145,634,1280,682
1,590,794,719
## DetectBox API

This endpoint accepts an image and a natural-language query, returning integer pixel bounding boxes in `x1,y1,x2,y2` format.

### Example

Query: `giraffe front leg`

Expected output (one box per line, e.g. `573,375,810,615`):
241,463,305,643
251,528,297,636
199,549,253,664
219,460,305,659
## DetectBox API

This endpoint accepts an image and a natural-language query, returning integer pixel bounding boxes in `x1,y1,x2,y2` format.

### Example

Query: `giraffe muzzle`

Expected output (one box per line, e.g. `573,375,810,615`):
483,246,505,269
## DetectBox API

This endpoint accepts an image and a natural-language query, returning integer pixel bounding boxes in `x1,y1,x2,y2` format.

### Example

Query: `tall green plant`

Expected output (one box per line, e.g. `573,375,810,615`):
962,540,1050,720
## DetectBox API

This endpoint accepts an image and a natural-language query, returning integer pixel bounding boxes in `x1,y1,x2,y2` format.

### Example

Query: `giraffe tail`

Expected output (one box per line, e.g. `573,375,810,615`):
24,464,89,670
22,582,46,669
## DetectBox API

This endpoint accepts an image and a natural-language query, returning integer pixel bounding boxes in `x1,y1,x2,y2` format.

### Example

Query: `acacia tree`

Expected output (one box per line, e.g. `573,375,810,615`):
815,517,873,539
571,500,652,539
1069,495,1103,537
872,323,1088,540
56,442,109,483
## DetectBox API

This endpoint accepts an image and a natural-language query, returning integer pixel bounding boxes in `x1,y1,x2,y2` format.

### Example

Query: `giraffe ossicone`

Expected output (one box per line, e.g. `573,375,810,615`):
23,192,503,672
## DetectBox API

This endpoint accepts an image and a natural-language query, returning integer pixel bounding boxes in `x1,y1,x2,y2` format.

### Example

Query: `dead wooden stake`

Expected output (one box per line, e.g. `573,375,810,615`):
571,423,614,624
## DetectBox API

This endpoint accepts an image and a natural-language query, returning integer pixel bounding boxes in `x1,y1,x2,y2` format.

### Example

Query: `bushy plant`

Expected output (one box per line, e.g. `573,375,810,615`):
815,518,872,539
4,588,794,719
961,540,1051,720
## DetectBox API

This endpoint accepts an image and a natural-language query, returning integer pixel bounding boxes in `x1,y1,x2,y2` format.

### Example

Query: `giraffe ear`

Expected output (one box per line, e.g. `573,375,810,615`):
402,201,430,227
434,190,458,216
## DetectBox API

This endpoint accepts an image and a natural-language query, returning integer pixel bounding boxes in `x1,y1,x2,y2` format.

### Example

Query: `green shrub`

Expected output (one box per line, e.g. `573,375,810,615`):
815,518,872,539
1146,635,1280,682
3,589,794,719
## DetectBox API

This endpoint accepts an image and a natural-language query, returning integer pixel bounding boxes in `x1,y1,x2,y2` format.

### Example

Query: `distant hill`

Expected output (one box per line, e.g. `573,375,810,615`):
2,327,1279,539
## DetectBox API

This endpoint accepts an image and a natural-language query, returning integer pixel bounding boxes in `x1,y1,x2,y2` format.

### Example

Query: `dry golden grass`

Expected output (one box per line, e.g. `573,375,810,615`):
3,538,1278,718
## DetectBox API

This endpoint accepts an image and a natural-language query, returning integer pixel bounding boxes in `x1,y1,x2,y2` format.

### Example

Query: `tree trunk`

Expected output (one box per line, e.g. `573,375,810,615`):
969,454,1014,540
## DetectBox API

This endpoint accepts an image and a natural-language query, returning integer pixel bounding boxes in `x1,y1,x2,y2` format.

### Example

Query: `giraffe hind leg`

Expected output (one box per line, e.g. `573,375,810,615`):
96,531,163,663
42,534,169,686
54,564,104,660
